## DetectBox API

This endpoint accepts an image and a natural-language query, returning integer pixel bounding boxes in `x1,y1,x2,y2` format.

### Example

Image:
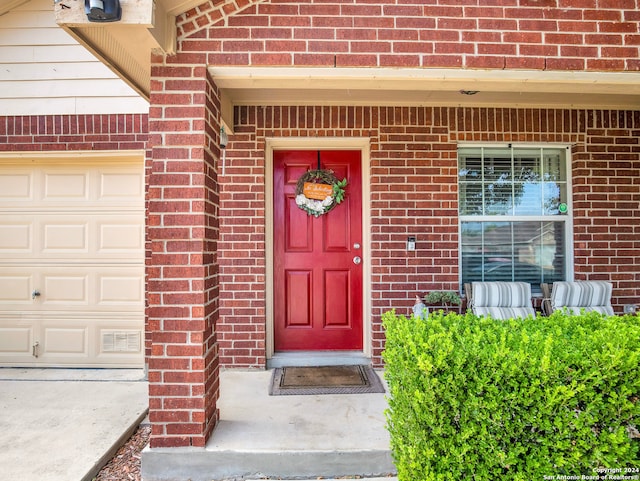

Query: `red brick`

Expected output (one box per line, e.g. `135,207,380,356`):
478,18,518,31
545,57,586,69
149,436,194,448
520,44,559,56
437,18,477,30
587,58,625,69
602,46,639,58
466,56,506,68
394,16,435,29
599,22,637,33
166,423,204,435
559,0,595,6
520,0,556,5
311,16,352,28
477,43,517,55
331,54,377,67
519,19,558,31
599,0,636,7
584,9,622,21
506,56,546,69
251,53,293,65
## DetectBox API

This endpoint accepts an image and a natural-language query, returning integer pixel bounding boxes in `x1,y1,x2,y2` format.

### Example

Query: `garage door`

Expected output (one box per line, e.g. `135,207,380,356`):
0,155,144,367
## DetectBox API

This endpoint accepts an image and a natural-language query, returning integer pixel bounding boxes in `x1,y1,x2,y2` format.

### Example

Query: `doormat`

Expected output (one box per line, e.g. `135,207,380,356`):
269,365,385,396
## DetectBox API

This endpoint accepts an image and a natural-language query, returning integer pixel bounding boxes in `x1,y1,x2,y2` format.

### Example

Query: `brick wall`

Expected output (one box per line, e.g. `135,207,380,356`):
146,52,222,448
218,106,640,367
179,0,640,71
578,110,640,307
171,0,640,373
0,114,147,151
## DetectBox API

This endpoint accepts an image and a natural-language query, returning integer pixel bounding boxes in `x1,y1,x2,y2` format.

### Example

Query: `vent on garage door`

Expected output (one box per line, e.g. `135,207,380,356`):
102,331,141,353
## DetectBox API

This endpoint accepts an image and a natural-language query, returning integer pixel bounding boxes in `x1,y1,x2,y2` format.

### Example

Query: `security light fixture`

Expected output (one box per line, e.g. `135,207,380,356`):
220,126,228,175
220,126,228,149
85,0,121,22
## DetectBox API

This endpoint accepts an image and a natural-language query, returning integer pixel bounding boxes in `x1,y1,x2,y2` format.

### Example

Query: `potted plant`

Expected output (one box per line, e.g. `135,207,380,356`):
424,290,462,312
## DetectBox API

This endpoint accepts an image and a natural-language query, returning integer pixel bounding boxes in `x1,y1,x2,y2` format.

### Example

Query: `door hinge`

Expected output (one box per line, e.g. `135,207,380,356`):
32,341,40,358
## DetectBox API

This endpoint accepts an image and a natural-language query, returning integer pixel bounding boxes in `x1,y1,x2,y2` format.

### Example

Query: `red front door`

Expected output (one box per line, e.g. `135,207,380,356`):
273,150,363,351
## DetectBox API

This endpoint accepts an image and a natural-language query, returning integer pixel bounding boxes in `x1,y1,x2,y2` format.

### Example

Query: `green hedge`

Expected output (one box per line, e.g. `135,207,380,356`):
382,310,640,481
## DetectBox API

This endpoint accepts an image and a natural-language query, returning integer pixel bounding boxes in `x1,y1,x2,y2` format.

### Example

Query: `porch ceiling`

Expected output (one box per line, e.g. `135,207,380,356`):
212,66,640,130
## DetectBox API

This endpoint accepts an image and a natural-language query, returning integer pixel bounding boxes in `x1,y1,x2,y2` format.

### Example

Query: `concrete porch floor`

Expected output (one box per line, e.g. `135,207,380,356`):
0,368,148,481
142,369,398,481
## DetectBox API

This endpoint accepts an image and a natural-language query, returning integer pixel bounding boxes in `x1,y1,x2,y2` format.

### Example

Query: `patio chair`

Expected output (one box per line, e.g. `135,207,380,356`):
541,281,614,316
465,281,536,320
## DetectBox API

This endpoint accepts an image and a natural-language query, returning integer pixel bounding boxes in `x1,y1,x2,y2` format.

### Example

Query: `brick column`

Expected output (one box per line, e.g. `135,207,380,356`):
146,52,221,448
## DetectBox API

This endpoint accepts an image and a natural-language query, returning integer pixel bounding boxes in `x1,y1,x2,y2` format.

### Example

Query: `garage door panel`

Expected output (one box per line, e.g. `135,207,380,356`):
44,172,88,200
42,214,141,259
1,214,142,261
97,325,144,365
0,274,33,303
43,274,88,305
98,272,144,305
0,171,32,201
0,266,143,311
0,326,33,355
99,325,143,356
0,222,31,251
0,162,143,209
100,171,144,199
42,327,88,356
98,218,143,254
0,313,143,366
43,222,88,252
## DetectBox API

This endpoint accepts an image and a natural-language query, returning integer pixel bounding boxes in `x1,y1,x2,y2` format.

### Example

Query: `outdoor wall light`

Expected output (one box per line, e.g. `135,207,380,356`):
220,126,228,176
220,126,228,149
85,0,122,22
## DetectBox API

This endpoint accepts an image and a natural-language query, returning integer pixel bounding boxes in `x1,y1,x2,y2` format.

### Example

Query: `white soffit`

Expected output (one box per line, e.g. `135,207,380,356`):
210,67,640,110
54,0,207,99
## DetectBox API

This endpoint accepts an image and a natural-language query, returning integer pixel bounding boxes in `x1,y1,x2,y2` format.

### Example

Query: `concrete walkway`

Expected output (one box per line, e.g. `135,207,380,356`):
0,368,148,481
143,369,398,481
0,367,397,481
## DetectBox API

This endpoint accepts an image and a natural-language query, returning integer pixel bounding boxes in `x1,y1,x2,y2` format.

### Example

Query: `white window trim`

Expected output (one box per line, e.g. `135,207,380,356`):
457,143,575,289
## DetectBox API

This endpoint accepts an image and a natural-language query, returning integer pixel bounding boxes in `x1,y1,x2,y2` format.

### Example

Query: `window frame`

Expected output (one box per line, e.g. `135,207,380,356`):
457,143,574,294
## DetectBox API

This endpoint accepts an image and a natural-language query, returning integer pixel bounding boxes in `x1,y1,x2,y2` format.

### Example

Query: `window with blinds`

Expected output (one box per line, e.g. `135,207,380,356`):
458,146,571,294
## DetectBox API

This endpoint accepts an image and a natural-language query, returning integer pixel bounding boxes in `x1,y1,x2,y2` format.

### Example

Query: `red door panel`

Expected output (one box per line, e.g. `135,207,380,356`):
274,150,363,351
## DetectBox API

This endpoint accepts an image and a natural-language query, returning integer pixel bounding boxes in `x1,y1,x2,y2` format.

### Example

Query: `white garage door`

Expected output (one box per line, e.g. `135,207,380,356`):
0,155,144,367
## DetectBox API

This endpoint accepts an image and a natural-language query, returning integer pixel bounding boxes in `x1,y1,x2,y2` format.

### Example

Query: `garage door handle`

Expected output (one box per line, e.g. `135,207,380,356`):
32,290,41,300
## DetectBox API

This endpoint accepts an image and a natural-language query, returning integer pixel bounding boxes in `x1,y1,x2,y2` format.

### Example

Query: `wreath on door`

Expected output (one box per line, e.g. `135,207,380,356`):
295,169,347,217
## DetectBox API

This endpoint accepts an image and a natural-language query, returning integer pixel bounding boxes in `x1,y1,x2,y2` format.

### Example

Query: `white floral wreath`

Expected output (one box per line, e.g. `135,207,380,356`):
295,169,347,217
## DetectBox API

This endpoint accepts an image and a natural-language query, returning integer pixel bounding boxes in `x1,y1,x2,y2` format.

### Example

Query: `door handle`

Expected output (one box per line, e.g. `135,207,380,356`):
32,290,41,300
353,256,362,265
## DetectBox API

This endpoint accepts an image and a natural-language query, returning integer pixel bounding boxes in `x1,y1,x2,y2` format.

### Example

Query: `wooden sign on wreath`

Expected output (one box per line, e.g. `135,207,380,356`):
295,169,347,217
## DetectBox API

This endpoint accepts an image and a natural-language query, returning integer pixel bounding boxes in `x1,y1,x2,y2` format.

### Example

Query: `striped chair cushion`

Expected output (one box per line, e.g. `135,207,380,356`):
473,306,537,319
471,282,535,320
550,281,614,316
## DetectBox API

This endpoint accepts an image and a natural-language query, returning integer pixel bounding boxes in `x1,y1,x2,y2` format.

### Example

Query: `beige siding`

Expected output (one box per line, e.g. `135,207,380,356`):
0,0,148,115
